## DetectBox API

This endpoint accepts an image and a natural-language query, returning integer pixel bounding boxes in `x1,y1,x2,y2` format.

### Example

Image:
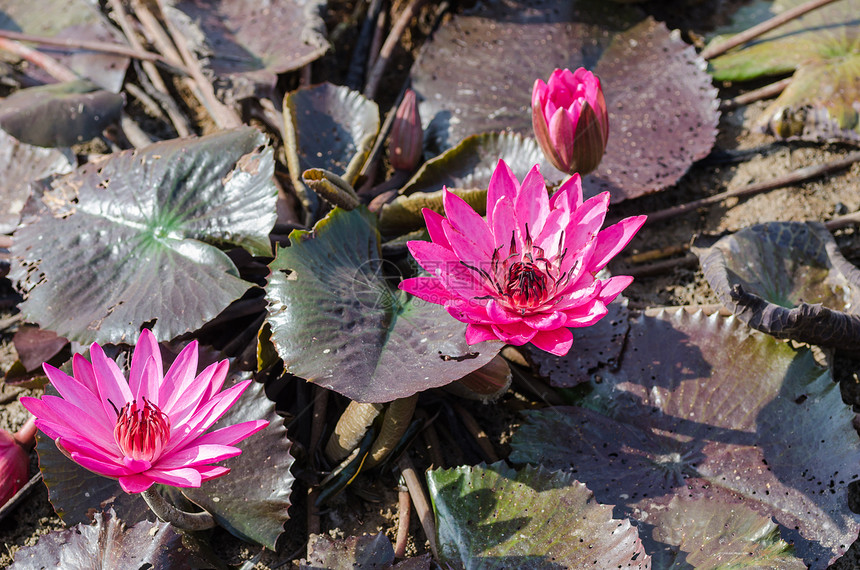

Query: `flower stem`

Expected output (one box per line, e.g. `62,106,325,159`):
365,394,418,469
141,487,216,531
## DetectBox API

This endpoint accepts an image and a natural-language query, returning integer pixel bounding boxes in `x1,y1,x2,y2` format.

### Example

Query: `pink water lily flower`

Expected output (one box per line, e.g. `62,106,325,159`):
20,330,268,493
399,160,646,356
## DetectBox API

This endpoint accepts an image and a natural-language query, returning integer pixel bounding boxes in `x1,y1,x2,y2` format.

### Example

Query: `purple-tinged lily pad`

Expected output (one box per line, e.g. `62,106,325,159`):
0,0,129,92
426,462,651,568
693,222,860,352
164,0,328,104
0,80,123,148
510,309,860,568
0,129,74,233
379,133,562,236
524,296,629,387
302,533,431,569
283,82,379,220
9,509,216,569
10,127,277,345
709,0,860,142
265,207,499,403
411,0,719,202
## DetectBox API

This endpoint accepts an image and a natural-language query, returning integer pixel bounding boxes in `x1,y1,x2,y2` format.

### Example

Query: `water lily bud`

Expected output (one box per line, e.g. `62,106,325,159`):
0,425,30,506
532,68,609,176
389,89,423,172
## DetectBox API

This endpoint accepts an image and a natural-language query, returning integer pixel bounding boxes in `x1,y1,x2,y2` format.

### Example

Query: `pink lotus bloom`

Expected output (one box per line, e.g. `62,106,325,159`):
399,160,646,356
532,67,609,175
20,330,268,493
0,420,32,505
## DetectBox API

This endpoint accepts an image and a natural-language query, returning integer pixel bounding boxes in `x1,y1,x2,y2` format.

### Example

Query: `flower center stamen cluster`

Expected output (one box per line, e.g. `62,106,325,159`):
113,398,171,463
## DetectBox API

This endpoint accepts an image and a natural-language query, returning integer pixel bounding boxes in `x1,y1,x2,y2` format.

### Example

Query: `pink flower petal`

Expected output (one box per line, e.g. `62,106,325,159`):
422,208,452,250
72,353,99,394
146,467,203,488
548,108,574,172
164,360,223,424
90,342,133,419
598,275,634,304
442,189,494,258
514,165,550,237
71,451,131,478
549,173,583,212
407,240,491,299
122,456,152,473
22,395,115,451
465,324,500,345
129,329,163,399
530,327,574,356
521,311,566,331
197,465,230,482
55,433,120,461
158,340,199,411
491,321,537,345
446,300,491,325
42,364,105,424
118,473,155,493
564,299,609,327
486,159,519,217
490,196,518,252
399,276,455,305
192,420,269,447
155,443,241,470
590,215,647,272
486,300,521,324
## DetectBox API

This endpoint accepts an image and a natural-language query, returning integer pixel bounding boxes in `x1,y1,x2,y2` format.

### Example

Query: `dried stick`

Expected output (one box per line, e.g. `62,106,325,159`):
720,77,792,111
625,253,699,279
108,0,192,137
0,29,187,73
626,244,689,265
364,0,429,99
152,0,242,129
700,0,839,60
394,482,411,558
397,454,438,559
825,211,860,231
450,402,499,463
366,7,387,76
643,151,860,225
0,37,77,82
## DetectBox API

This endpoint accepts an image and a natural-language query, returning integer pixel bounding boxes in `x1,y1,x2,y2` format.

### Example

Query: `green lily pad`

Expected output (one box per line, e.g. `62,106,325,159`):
10,127,277,345
411,0,719,201
0,0,129,91
283,83,379,220
164,0,328,104
0,80,123,148
693,222,860,351
265,207,500,403
427,462,650,568
510,309,860,568
0,129,74,233
708,0,860,142
9,509,216,569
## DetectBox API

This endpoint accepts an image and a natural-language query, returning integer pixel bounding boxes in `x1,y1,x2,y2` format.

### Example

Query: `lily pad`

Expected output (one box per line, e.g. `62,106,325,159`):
10,127,277,345
0,80,123,148
9,509,215,569
0,129,74,233
0,0,129,91
379,133,561,236
693,222,860,352
411,0,719,201
265,207,500,403
283,83,379,220
708,0,860,142
510,309,860,568
163,0,328,104
427,462,650,568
